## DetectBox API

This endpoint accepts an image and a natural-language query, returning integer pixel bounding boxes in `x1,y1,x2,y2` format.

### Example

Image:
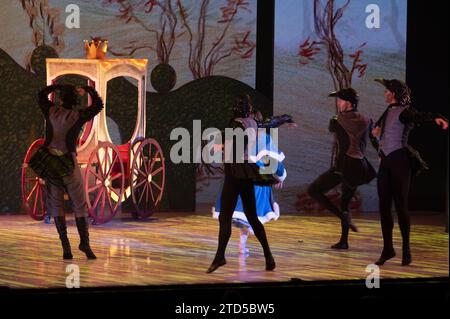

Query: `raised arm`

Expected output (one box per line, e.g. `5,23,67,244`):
37,85,61,116
78,86,104,123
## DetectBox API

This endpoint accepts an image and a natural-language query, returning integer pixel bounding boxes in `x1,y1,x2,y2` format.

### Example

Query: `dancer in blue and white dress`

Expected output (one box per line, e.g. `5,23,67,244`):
212,128,288,255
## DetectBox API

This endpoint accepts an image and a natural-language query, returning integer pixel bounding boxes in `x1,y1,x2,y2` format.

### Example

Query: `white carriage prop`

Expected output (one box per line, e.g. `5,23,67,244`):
22,58,165,224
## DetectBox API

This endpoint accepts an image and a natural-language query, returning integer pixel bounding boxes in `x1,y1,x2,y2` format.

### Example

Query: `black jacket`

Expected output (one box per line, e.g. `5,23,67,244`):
223,117,261,180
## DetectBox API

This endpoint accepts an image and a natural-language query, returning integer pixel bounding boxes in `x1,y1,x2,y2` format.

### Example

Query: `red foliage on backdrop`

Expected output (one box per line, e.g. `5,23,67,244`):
101,0,255,79
177,0,255,79
298,37,321,65
297,0,368,89
295,1,369,211
349,42,368,78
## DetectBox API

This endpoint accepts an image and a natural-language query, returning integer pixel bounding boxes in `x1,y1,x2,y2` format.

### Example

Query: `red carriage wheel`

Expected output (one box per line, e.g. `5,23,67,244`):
129,137,144,219
130,138,165,218
84,141,125,224
22,139,47,220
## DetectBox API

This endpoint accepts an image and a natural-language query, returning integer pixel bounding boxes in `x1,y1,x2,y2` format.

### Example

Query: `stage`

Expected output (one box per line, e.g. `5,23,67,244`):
0,209,448,290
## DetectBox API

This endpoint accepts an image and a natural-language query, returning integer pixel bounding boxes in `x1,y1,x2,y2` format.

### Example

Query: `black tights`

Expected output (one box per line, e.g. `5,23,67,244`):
378,148,411,254
308,168,357,243
214,176,272,260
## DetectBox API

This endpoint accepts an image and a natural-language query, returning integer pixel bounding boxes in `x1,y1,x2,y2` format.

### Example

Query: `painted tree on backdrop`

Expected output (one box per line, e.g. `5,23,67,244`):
296,0,367,213
298,0,367,94
100,0,257,188
101,0,256,79
18,0,65,72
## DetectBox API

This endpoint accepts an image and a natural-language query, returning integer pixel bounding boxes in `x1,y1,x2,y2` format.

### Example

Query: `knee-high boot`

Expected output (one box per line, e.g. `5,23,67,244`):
54,216,73,260
75,217,97,259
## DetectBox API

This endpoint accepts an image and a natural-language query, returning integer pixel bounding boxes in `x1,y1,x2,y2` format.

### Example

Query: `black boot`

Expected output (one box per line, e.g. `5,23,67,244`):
331,242,349,249
402,244,412,266
265,254,276,271
75,217,97,259
400,224,412,266
206,257,226,273
375,249,396,266
54,216,73,260
332,219,349,249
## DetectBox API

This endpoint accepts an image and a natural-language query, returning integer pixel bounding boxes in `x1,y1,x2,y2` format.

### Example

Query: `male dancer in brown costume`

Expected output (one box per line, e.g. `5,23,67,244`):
308,88,376,249
36,84,103,259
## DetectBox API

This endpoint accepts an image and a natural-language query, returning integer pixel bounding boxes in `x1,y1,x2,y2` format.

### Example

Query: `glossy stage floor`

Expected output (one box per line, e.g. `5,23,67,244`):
0,210,448,289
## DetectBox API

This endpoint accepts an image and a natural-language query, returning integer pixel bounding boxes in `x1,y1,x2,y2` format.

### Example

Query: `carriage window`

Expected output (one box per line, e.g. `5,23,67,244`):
105,76,139,145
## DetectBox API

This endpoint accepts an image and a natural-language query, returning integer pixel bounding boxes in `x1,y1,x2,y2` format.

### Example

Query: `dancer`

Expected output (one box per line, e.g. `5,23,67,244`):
211,95,293,256
372,78,448,266
30,84,103,259
207,95,276,273
212,129,287,256
307,88,376,249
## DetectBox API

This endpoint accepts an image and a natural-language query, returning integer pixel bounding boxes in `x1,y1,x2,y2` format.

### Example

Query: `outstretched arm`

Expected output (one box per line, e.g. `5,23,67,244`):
258,114,295,129
37,84,61,116
78,86,104,123
399,107,448,129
